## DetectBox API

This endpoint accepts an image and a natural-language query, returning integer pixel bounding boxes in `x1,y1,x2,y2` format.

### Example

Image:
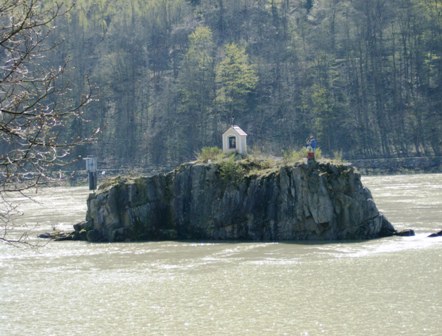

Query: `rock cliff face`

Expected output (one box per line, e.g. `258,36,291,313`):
81,161,395,242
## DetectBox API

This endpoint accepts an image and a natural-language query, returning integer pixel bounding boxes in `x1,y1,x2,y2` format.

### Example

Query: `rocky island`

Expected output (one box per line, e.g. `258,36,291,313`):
74,157,396,242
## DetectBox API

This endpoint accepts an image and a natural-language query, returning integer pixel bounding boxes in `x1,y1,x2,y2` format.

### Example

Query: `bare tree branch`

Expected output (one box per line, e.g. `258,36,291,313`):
0,0,94,245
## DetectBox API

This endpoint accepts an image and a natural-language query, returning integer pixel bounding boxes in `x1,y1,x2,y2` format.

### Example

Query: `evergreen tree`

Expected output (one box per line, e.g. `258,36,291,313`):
215,43,258,124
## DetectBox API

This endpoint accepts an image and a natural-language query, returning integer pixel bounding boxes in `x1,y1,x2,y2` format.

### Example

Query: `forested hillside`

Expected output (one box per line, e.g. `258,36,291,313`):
51,0,441,168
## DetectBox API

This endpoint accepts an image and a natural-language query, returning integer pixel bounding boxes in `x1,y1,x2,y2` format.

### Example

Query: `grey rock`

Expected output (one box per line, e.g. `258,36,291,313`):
428,230,442,238
394,229,416,237
81,162,395,242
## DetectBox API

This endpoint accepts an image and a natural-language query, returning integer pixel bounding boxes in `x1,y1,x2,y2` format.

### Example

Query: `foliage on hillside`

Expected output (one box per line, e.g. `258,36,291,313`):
48,0,441,168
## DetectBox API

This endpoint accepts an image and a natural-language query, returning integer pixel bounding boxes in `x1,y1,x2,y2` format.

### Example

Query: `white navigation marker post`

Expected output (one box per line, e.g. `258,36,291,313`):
84,156,98,190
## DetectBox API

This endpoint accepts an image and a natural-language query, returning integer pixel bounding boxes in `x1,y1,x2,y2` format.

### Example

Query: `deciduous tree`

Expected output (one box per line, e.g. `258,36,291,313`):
0,0,92,244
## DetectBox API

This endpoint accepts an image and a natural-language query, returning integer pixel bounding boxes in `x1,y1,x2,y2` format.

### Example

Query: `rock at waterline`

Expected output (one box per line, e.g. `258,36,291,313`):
38,230,75,241
78,160,397,242
394,229,416,237
38,221,88,241
428,230,442,238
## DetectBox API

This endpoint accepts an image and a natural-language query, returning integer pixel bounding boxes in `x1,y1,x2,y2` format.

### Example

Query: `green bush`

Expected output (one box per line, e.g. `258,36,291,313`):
282,147,322,164
196,146,224,162
282,148,307,164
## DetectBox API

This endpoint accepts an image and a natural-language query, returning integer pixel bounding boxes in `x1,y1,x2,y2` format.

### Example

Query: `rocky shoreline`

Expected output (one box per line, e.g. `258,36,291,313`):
39,227,442,241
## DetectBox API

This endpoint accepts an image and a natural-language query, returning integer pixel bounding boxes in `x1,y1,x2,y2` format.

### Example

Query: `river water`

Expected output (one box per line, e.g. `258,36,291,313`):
1,174,441,336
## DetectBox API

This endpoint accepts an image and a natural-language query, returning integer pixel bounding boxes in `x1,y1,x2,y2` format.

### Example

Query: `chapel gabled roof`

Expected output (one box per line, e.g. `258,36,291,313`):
226,125,247,136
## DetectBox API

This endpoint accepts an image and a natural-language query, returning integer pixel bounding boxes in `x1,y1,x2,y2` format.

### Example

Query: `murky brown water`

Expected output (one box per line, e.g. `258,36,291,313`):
1,174,441,335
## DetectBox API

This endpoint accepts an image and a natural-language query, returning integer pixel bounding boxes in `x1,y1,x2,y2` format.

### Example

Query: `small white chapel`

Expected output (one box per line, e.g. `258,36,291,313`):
222,125,247,155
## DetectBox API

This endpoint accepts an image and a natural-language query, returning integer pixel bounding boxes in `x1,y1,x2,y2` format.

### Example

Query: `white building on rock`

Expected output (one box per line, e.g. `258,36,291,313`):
222,125,247,155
